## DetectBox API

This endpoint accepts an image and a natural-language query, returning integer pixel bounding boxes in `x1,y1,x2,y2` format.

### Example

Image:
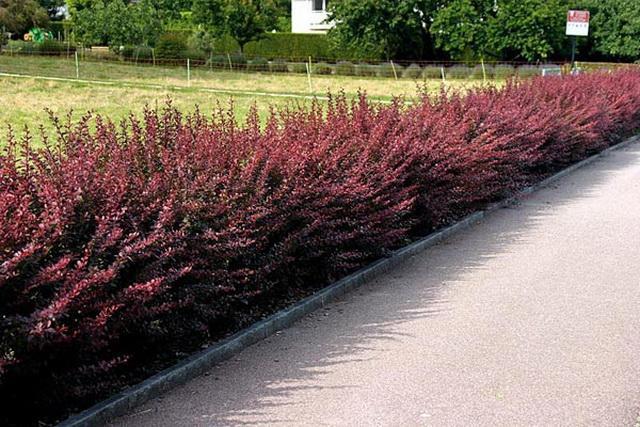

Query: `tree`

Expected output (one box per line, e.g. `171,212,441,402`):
327,0,440,60
73,0,163,47
577,0,640,60
431,0,567,61
0,0,49,35
191,0,278,52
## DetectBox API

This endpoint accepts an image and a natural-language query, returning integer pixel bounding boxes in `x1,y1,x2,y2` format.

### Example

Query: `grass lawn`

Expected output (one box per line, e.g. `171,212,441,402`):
0,54,502,145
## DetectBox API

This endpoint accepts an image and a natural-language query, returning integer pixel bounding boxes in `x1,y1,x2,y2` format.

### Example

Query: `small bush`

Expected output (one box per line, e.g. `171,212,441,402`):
312,62,334,75
120,45,155,61
494,64,516,79
287,61,308,74
471,64,495,79
247,57,269,72
155,32,189,59
355,63,377,77
269,58,288,73
445,65,472,79
517,64,542,78
377,62,404,78
422,65,443,79
402,63,423,79
208,54,228,70
335,61,356,76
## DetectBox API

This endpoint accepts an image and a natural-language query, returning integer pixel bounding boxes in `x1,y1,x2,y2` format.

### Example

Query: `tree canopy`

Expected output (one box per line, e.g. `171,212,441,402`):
192,0,278,51
0,0,49,35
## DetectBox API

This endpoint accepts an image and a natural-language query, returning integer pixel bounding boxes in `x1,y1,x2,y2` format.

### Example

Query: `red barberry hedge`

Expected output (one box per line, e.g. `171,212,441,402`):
2,70,640,426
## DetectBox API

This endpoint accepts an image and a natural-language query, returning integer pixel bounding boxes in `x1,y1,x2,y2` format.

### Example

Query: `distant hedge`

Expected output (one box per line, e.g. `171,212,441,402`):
244,33,380,61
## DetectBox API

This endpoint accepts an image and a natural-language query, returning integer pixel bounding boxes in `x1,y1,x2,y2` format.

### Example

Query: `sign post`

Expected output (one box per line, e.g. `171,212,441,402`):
566,10,590,72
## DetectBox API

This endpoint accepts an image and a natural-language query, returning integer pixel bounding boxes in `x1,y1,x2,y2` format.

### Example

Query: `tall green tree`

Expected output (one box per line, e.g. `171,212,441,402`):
431,0,567,61
191,0,278,51
576,0,640,60
327,0,440,60
73,0,162,47
0,0,49,35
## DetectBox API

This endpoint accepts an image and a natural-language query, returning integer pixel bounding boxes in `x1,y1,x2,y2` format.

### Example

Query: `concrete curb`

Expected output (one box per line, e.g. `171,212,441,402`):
58,134,639,427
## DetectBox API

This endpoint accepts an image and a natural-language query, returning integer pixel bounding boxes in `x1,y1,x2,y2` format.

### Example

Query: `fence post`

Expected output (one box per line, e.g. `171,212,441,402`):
227,53,233,71
187,58,191,86
75,51,80,79
305,61,313,93
440,66,446,86
390,60,398,81
481,57,487,83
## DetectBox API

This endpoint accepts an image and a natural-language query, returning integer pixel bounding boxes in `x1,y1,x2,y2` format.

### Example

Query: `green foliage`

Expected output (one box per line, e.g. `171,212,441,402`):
494,64,516,78
327,0,435,60
247,56,269,71
402,63,423,79
73,0,163,47
192,0,278,51
312,62,334,75
244,33,330,60
335,61,355,76
329,0,431,58
422,65,442,79
4,39,73,54
244,32,371,61
269,57,287,72
431,0,566,62
581,0,640,60
376,62,403,78
355,63,377,77
155,32,189,58
0,0,49,35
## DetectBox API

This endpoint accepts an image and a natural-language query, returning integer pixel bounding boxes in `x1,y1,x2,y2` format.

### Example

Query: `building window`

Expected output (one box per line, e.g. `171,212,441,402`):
312,0,327,12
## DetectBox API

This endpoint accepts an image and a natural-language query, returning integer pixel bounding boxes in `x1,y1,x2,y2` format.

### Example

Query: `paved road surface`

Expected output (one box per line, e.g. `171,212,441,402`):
113,143,640,426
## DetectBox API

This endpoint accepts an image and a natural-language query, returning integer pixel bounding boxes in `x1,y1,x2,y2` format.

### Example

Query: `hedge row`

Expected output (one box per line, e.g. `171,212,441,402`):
244,33,369,61
2,70,640,426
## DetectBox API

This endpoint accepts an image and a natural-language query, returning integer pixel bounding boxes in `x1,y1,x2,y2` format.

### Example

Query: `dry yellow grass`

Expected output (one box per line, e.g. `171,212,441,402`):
0,55,501,146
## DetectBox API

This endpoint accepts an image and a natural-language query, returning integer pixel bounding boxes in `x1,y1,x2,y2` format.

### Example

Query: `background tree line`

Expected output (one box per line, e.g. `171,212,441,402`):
1,0,639,62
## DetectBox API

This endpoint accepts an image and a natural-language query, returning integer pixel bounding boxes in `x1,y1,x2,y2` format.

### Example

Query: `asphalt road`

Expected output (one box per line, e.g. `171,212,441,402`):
113,143,640,427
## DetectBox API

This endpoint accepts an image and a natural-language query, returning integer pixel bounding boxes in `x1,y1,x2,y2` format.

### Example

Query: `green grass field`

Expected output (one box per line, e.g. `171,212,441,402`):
0,54,501,144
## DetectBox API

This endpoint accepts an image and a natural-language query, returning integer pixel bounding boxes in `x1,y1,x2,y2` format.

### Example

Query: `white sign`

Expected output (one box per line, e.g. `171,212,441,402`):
566,10,590,37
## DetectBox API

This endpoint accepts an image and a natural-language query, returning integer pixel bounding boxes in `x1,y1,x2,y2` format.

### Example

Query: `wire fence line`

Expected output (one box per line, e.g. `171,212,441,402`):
0,46,576,83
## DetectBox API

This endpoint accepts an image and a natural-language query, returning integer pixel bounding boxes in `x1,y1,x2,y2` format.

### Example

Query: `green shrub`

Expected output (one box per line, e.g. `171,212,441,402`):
247,57,269,72
494,64,516,79
402,63,422,79
209,54,228,70
355,63,377,77
312,62,334,75
229,53,247,70
335,61,356,76
120,45,155,61
212,34,241,55
517,64,541,77
8,40,73,56
377,62,404,78
422,65,442,79
471,64,495,79
287,62,308,74
243,32,383,61
269,58,288,73
245,33,331,60
445,65,472,79
155,32,189,59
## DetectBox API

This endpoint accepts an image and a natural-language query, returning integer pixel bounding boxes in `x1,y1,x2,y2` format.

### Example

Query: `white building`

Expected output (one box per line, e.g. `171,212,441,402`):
291,0,333,34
